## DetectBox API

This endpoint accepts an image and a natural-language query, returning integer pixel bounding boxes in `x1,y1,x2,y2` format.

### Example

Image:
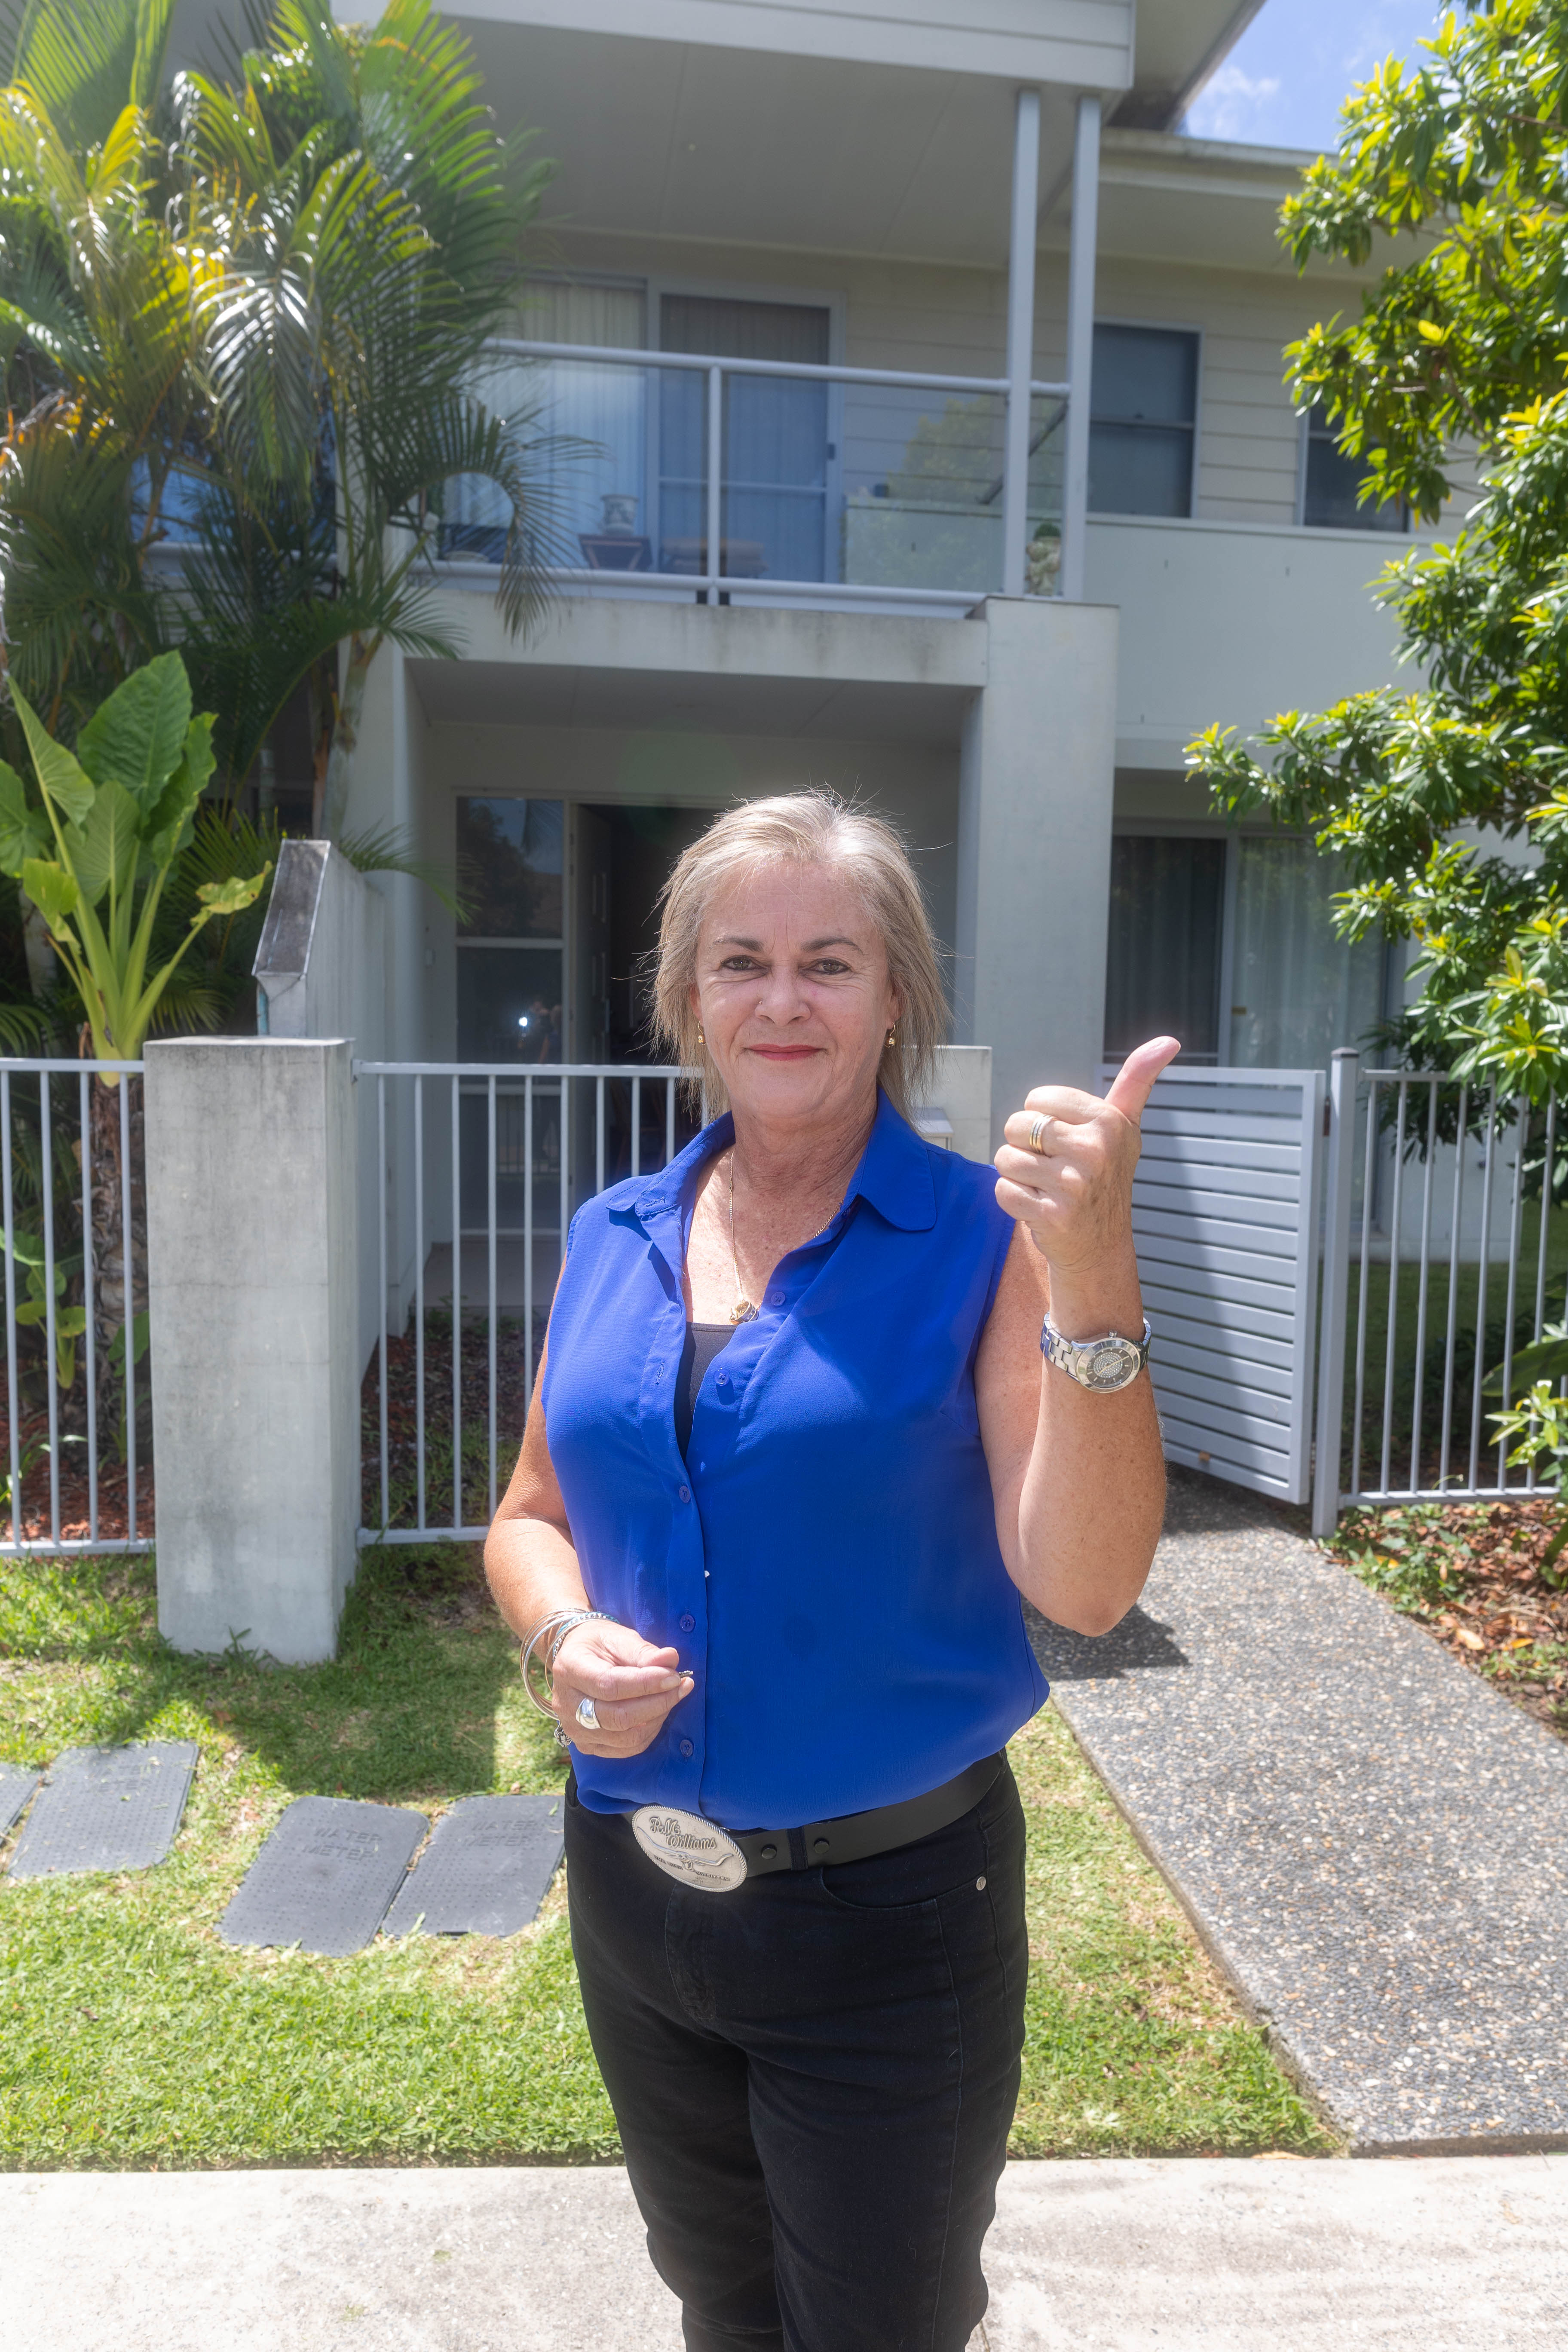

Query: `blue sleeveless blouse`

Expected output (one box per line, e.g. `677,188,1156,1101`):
541,1087,1047,1827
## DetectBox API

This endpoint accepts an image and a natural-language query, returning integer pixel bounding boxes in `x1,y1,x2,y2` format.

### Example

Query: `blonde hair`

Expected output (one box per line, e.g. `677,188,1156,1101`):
649,791,947,1119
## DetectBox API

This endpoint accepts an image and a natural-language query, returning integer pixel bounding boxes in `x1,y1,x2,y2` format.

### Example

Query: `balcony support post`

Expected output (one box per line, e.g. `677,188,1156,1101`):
1002,87,1041,598
1059,93,1101,603
705,361,723,603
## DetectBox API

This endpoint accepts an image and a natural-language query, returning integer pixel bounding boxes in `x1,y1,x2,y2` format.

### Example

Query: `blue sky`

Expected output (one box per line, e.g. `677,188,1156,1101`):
1181,0,1450,152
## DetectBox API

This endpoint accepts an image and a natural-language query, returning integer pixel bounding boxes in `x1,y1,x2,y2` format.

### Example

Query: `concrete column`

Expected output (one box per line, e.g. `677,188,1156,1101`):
956,596,1118,1140
1059,94,1102,604
1001,86,1041,599
146,1039,359,1664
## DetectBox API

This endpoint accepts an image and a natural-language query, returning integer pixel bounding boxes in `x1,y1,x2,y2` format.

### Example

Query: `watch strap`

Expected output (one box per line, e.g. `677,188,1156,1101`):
1040,1315,1152,1391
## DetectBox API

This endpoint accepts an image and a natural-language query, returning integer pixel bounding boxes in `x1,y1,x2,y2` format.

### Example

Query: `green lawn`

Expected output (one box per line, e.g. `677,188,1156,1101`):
0,1544,1332,2167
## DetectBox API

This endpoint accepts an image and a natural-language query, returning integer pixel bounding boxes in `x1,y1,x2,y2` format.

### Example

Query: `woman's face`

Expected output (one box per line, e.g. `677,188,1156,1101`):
690,861,901,1130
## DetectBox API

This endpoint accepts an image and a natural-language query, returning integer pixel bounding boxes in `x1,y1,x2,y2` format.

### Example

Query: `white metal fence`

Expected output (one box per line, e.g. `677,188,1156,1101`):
1311,1048,1564,1533
8,1042,1562,1564
356,1061,693,1546
0,1057,148,1556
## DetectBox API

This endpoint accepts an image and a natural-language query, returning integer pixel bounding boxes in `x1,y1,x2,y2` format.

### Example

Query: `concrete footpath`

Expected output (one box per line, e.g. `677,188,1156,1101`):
4,2156,1566,2350
1032,1468,1568,2152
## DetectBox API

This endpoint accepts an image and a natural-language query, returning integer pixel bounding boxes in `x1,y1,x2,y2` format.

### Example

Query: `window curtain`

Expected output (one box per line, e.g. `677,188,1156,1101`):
659,295,830,582
447,283,649,560
1228,836,1385,1069
1103,836,1226,1063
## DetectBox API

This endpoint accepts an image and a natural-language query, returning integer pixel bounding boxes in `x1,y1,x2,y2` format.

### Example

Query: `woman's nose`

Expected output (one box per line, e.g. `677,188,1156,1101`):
754,967,808,1019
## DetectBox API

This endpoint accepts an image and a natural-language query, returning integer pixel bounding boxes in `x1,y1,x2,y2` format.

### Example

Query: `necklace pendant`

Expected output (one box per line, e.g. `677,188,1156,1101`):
730,1297,760,1325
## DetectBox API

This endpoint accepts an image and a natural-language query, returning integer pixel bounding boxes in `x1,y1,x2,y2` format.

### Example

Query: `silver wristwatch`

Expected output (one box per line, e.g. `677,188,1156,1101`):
1040,1315,1152,1393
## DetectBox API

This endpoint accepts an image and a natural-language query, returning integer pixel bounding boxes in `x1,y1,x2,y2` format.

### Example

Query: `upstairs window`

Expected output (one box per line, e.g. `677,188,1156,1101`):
1089,325,1199,518
1299,405,1407,532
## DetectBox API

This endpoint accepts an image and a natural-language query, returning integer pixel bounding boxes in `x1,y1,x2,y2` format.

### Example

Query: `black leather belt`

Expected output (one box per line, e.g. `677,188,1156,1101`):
728,1752,1003,1879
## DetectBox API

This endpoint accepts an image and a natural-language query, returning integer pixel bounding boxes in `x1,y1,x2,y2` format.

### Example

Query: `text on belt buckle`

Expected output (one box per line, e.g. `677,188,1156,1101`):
631,1804,747,1893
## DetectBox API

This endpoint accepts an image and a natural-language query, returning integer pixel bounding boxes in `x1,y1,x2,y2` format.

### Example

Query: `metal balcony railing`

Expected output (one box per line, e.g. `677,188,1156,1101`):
439,340,1070,613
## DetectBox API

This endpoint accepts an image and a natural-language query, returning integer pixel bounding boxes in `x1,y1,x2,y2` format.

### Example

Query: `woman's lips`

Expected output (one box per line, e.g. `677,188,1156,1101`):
748,1044,821,1060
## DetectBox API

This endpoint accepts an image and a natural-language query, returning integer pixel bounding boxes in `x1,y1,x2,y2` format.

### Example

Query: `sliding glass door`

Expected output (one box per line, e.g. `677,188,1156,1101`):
658,294,830,584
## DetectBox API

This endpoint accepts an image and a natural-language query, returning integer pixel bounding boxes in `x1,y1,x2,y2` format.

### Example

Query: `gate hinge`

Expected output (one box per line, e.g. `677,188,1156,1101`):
1323,1099,1332,1137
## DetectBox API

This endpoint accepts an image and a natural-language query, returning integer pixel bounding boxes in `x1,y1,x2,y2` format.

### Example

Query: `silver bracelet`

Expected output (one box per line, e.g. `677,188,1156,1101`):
548,1609,615,1671
518,1607,616,1720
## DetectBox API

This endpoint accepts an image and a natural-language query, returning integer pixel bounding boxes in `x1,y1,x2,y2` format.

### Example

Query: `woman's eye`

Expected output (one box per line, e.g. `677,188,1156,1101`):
719,956,760,973
809,960,850,977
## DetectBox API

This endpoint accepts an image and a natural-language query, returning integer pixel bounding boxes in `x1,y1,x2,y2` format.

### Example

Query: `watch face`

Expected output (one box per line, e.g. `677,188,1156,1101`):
1083,1338,1140,1390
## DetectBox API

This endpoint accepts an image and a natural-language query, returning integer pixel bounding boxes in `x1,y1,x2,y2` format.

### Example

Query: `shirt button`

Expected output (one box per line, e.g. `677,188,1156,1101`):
678,1484,690,1503
680,1613,695,1632
679,1738,694,1758
716,1369,729,1385
767,1287,784,1306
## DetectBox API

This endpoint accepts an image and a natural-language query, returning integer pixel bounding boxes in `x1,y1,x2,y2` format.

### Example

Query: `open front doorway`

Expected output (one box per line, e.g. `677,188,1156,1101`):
451,797,714,1247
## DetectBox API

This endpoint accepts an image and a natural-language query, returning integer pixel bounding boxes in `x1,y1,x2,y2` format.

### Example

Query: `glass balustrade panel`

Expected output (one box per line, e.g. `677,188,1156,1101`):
838,386,1008,593
442,353,661,572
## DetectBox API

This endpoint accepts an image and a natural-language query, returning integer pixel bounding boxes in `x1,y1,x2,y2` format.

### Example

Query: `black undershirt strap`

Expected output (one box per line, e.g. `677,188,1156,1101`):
676,1321,737,1458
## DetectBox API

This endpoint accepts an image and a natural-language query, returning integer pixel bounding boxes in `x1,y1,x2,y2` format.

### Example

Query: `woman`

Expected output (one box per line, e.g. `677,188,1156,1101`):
485,793,1174,2352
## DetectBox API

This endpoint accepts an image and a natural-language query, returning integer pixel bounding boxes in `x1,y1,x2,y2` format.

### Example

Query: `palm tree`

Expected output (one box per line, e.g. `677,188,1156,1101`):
0,0,569,824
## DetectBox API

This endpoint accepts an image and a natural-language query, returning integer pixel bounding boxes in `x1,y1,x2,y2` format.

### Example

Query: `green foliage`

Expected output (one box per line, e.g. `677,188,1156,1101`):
0,0,567,821
1190,4,1568,1101
1281,0,1568,523
0,652,269,1063
1326,1501,1467,1612
8,1229,86,1387
1489,1381,1568,1571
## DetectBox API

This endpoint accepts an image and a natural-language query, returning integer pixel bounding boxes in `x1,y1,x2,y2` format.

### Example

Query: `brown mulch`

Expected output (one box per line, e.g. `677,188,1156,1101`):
0,1390,154,1546
1323,1494,1568,1740
358,1310,543,1533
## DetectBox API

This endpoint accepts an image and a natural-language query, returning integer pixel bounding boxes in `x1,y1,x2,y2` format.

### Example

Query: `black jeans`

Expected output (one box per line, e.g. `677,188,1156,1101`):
564,1759,1028,2352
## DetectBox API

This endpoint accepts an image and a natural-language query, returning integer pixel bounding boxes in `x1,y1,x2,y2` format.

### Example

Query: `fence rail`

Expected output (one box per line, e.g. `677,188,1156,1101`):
357,1062,694,1547
0,1057,147,1556
1313,1048,1565,1530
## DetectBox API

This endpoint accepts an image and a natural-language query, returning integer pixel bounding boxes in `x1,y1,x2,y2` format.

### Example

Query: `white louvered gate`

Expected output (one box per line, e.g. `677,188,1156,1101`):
1101,1063,1326,1506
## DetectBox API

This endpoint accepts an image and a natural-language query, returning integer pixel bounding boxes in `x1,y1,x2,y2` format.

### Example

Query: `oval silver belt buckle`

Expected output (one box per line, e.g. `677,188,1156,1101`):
631,1804,747,1893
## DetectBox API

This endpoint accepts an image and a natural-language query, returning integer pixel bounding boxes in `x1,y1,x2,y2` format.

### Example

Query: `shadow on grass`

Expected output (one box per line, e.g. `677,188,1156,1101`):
0,1541,541,1804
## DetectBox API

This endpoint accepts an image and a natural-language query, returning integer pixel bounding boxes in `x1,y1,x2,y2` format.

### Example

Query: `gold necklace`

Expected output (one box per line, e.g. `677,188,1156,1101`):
727,1153,760,1323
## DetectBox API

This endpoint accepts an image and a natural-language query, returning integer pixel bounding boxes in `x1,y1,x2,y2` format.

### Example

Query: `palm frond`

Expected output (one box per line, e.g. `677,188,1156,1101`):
2,0,172,152
339,820,465,917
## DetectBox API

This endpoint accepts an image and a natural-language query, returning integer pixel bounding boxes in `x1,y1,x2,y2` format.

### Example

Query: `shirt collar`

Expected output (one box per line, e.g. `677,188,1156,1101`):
632,1087,936,1234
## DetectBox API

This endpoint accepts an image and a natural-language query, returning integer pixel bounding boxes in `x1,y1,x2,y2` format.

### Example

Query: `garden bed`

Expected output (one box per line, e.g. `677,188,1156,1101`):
1323,1496,1568,1740
0,1541,1332,2167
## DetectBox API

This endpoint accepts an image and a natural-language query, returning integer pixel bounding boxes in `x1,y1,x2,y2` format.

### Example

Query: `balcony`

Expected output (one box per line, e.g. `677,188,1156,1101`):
437,341,1069,617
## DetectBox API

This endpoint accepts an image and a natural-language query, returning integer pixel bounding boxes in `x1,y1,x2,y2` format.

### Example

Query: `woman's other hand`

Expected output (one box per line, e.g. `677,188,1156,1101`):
551,1620,695,1758
993,1037,1180,1284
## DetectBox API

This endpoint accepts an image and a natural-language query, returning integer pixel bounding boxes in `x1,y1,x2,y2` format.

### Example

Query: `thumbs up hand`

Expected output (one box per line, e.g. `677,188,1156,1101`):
993,1037,1180,1286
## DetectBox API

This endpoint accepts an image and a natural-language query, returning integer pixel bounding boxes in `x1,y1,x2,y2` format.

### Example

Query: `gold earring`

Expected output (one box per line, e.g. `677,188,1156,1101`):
886,1027,896,1047
697,1026,705,1045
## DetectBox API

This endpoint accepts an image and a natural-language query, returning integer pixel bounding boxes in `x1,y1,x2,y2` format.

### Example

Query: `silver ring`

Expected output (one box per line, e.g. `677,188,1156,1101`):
576,1696,600,1731
1027,1114,1050,1154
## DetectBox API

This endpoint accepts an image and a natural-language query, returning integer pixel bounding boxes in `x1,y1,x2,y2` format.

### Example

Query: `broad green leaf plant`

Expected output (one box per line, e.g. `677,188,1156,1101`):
1485,1324,1568,1574
1188,3,1568,1103
0,652,269,1073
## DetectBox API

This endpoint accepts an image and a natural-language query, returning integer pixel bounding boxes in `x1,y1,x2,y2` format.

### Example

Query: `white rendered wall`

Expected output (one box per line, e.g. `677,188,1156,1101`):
956,595,1120,1132
146,1040,359,1665
1086,515,1410,770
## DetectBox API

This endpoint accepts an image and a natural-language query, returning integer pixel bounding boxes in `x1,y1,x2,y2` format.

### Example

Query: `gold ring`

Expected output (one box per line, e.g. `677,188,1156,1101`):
1027,1114,1050,1154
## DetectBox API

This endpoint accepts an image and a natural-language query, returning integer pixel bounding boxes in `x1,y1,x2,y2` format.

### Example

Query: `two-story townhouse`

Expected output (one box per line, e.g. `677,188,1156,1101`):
304,0,1412,1154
